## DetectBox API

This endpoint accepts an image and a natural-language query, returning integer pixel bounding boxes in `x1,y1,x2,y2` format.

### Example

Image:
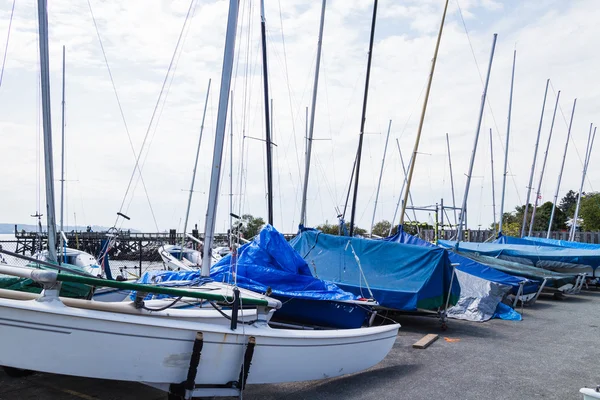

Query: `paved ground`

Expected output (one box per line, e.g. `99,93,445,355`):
1,289,599,400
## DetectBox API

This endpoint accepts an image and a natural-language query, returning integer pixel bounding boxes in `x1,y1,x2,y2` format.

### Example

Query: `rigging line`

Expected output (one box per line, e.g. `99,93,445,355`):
86,0,159,230
0,0,15,89
455,0,522,206
123,0,199,216
104,0,196,228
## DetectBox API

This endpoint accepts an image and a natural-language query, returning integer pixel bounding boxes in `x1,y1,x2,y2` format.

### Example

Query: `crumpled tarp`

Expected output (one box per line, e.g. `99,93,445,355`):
290,227,460,311
210,225,358,301
446,270,513,322
131,270,214,300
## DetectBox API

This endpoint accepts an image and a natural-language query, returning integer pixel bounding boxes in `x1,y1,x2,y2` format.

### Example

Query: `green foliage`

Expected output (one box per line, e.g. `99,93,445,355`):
315,221,367,236
371,220,395,237
559,190,581,215
580,192,600,230
498,201,567,234
237,214,265,239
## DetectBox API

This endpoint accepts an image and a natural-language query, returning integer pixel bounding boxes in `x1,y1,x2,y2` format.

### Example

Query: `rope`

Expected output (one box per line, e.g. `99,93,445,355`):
0,0,15,89
344,240,374,299
86,0,159,231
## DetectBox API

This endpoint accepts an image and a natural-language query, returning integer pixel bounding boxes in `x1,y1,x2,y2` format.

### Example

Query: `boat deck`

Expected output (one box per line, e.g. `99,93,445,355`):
2,289,599,399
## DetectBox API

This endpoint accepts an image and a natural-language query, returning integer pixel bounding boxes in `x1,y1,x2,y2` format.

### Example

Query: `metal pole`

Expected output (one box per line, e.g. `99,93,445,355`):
181,79,211,254
521,79,549,237
370,119,392,234
446,133,458,227
547,98,577,237
300,0,326,226
570,125,595,240
259,0,274,225
229,90,233,236
457,33,497,242
389,141,414,235
349,0,378,237
529,90,561,236
489,128,497,232
60,45,66,261
37,0,57,263
400,0,449,224
201,0,238,277
499,49,516,234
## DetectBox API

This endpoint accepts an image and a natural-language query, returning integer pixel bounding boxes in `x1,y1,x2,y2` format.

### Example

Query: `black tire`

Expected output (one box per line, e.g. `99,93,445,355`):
3,366,33,378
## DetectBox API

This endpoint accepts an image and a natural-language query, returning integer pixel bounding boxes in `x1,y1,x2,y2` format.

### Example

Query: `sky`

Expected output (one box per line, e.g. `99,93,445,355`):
0,0,598,234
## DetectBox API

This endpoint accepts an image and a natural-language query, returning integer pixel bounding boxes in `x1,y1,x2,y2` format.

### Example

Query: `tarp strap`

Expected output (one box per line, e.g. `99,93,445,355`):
345,240,374,299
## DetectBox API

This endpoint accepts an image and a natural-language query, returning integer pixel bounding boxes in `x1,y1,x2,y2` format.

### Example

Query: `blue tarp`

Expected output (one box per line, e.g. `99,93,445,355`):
494,233,559,248
384,228,538,295
290,227,460,311
524,236,600,250
438,240,600,273
210,225,358,301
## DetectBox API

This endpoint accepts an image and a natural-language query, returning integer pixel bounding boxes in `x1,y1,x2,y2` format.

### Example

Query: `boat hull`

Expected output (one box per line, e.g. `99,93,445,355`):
0,297,398,386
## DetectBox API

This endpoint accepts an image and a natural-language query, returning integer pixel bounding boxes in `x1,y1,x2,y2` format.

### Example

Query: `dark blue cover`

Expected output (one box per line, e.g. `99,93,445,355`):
210,225,358,301
524,236,600,250
438,240,600,272
290,227,460,311
384,228,539,295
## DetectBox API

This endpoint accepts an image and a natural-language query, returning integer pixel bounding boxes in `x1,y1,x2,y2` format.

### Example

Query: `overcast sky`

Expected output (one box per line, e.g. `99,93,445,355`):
0,0,598,234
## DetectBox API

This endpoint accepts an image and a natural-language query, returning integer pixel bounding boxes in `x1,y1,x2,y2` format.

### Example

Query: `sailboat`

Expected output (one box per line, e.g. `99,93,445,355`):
0,1,399,396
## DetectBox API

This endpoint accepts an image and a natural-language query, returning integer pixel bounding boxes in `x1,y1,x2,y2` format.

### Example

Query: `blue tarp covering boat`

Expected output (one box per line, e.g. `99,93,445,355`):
384,228,538,295
524,236,600,250
290,227,460,311
494,234,559,248
438,240,600,274
211,225,372,329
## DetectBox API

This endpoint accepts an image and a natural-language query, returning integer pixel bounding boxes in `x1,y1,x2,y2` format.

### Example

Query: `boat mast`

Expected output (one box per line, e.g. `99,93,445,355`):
446,133,458,227
370,119,392,235
520,79,549,237
456,34,497,241
529,90,560,236
60,45,66,260
547,98,576,237
37,0,57,263
300,0,327,227
570,124,596,240
489,128,497,232
229,90,233,235
259,0,274,225
349,0,378,237
201,0,239,276
499,49,516,235
181,79,211,254
399,0,449,225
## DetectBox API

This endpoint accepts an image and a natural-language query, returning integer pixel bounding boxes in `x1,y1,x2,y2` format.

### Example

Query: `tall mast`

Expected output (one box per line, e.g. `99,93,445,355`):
489,128,497,232
37,0,57,263
399,0,449,225
388,140,414,235
529,90,560,236
520,78,549,237
181,79,211,253
370,119,392,235
259,0,274,225
570,124,595,240
499,49,516,234
547,98,576,237
446,133,458,227
300,0,327,226
201,0,239,276
456,33,497,241
60,46,66,239
349,0,378,237
229,90,233,234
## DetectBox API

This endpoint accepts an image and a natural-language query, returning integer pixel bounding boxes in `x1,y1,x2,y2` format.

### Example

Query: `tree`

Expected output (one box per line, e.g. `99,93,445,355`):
580,192,600,230
371,220,394,237
236,214,265,239
315,221,367,236
559,190,581,215
531,201,567,232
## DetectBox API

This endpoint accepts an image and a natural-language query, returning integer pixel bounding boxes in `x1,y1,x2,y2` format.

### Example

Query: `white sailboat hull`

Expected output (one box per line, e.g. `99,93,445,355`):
0,297,398,386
